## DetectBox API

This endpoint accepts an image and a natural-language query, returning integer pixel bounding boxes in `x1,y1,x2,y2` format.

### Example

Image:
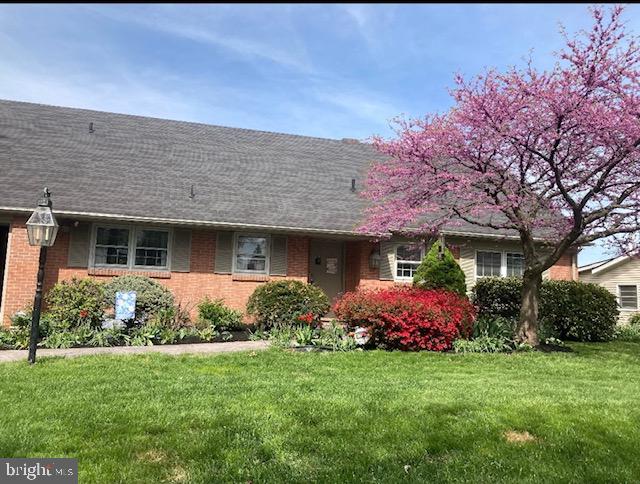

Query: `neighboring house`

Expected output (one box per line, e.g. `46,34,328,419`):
0,100,577,324
579,256,640,324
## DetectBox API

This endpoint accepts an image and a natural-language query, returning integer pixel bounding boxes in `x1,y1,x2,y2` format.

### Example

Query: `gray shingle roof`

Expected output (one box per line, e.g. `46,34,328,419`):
0,100,380,234
0,99,516,238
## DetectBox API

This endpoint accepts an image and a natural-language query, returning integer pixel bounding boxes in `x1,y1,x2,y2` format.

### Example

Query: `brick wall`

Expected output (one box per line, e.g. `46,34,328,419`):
548,251,577,281
344,241,396,291
0,215,579,326
1,217,309,325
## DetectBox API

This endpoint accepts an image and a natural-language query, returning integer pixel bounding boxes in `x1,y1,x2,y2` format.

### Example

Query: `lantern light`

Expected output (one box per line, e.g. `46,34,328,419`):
26,188,58,247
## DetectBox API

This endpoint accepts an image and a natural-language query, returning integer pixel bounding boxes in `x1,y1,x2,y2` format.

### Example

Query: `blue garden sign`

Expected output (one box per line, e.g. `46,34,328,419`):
115,291,136,320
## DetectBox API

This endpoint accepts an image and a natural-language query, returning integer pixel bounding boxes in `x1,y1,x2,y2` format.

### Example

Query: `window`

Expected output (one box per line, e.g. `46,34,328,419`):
506,253,524,277
395,244,423,280
235,235,269,274
92,226,170,270
476,251,502,277
476,251,525,278
619,285,638,310
94,227,130,266
135,230,169,267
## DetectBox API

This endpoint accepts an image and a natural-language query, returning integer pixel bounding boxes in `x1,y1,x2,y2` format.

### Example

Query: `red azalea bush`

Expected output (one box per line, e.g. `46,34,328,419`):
333,287,475,351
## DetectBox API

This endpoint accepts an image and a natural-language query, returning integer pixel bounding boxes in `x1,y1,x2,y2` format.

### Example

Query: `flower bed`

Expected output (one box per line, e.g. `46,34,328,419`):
0,276,248,350
334,287,475,351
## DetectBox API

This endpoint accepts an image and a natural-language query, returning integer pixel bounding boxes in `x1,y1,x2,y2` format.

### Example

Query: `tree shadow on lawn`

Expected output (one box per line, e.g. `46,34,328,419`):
536,343,573,353
567,341,640,362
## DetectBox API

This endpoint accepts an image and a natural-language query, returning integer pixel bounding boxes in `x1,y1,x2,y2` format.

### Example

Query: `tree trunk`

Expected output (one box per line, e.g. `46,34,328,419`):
516,270,542,346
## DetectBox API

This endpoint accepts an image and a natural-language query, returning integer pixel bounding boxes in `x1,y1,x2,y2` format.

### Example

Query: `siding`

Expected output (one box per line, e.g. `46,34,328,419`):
449,237,525,291
580,259,640,324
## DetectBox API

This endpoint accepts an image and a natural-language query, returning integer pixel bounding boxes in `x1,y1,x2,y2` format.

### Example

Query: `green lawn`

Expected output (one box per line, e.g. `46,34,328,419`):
0,343,639,483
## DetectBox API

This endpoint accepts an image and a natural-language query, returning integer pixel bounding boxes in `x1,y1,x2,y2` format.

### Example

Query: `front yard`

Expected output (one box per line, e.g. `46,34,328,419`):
1,343,639,483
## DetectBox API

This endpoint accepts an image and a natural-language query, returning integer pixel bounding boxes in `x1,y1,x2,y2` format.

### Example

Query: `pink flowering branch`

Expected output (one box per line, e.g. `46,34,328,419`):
359,6,640,344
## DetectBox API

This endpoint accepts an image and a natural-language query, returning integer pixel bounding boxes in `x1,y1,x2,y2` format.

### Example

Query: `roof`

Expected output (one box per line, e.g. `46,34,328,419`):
579,256,630,274
0,99,517,238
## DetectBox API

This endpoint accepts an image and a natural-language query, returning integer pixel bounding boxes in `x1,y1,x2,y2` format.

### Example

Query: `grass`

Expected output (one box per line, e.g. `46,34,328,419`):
0,343,639,483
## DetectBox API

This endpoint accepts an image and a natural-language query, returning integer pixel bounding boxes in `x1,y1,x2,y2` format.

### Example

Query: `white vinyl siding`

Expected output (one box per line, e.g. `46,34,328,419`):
580,258,640,323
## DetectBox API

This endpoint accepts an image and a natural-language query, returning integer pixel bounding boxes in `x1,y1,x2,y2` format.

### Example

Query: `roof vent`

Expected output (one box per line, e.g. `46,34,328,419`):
189,184,196,199
88,122,94,133
342,138,359,144
351,178,356,192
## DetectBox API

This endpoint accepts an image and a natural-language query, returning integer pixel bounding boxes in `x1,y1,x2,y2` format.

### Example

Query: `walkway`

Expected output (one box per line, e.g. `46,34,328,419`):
0,340,269,363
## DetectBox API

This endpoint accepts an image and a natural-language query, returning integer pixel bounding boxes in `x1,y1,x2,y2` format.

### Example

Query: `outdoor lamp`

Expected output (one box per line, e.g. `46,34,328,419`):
25,187,58,364
26,188,59,247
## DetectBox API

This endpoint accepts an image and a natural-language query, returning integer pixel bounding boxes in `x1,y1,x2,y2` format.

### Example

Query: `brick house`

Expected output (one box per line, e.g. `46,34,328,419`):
0,100,577,324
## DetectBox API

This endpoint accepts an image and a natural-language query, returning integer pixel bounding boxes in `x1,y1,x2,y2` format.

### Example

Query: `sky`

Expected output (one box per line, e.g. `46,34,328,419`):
1,4,638,265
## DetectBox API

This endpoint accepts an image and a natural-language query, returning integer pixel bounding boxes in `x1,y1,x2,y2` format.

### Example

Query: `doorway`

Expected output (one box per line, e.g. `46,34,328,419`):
309,239,344,306
0,225,8,312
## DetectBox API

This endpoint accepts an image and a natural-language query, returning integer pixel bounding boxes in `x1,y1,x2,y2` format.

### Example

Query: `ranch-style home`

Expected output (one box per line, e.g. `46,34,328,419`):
0,100,578,324
579,256,640,324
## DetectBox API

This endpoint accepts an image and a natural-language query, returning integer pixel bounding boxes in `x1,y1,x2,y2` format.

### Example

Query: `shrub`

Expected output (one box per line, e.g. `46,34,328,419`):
246,280,330,329
197,298,244,330
472,315,515,340
628,313,640,326
453,335,511,353
147,304,193,330
615,324,640,342
334,287,475,351
472,278,619,342
540,281,618,342
45,278,106,329
89,328,130,347
0,326,30,350
266,321,357,351
472,277,523,320
413,241,467,296
10,310,31,328
316,321,358,351
103,275,175,322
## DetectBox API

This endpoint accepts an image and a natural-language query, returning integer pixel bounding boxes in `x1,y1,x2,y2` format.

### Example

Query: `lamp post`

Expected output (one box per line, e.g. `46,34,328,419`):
25,188,59,364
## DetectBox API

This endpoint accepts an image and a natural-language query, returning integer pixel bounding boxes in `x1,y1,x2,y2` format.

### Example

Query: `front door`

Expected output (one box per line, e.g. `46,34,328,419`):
309,240,344,305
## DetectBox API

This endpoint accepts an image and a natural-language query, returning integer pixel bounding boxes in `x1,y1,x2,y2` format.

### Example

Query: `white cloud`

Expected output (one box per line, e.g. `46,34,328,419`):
0,5,401,140
86,5,314,73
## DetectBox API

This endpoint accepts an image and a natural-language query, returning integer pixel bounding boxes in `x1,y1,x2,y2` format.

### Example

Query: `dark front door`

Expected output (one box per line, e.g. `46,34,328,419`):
309,240,344,306
0,225,8,311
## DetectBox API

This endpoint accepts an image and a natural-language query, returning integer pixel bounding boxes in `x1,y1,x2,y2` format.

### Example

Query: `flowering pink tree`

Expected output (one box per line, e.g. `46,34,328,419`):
361,6,640,345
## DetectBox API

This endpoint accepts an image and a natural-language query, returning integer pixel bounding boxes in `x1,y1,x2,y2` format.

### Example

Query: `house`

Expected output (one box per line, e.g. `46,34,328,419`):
0,100,577,324
579,256,640,323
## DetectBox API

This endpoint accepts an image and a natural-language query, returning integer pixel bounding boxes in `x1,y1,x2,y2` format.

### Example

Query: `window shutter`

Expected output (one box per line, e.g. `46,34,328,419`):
214,231,233,274
269,236,287,276
67,223,90,268
379,241,395,280
171,229,191,272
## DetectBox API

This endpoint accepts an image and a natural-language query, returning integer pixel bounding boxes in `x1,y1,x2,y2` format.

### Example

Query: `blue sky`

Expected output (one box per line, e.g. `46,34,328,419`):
1,4,637,264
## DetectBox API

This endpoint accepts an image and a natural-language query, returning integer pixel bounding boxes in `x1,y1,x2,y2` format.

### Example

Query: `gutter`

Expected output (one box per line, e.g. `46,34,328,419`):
0,206,369,238
0,206,552,243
